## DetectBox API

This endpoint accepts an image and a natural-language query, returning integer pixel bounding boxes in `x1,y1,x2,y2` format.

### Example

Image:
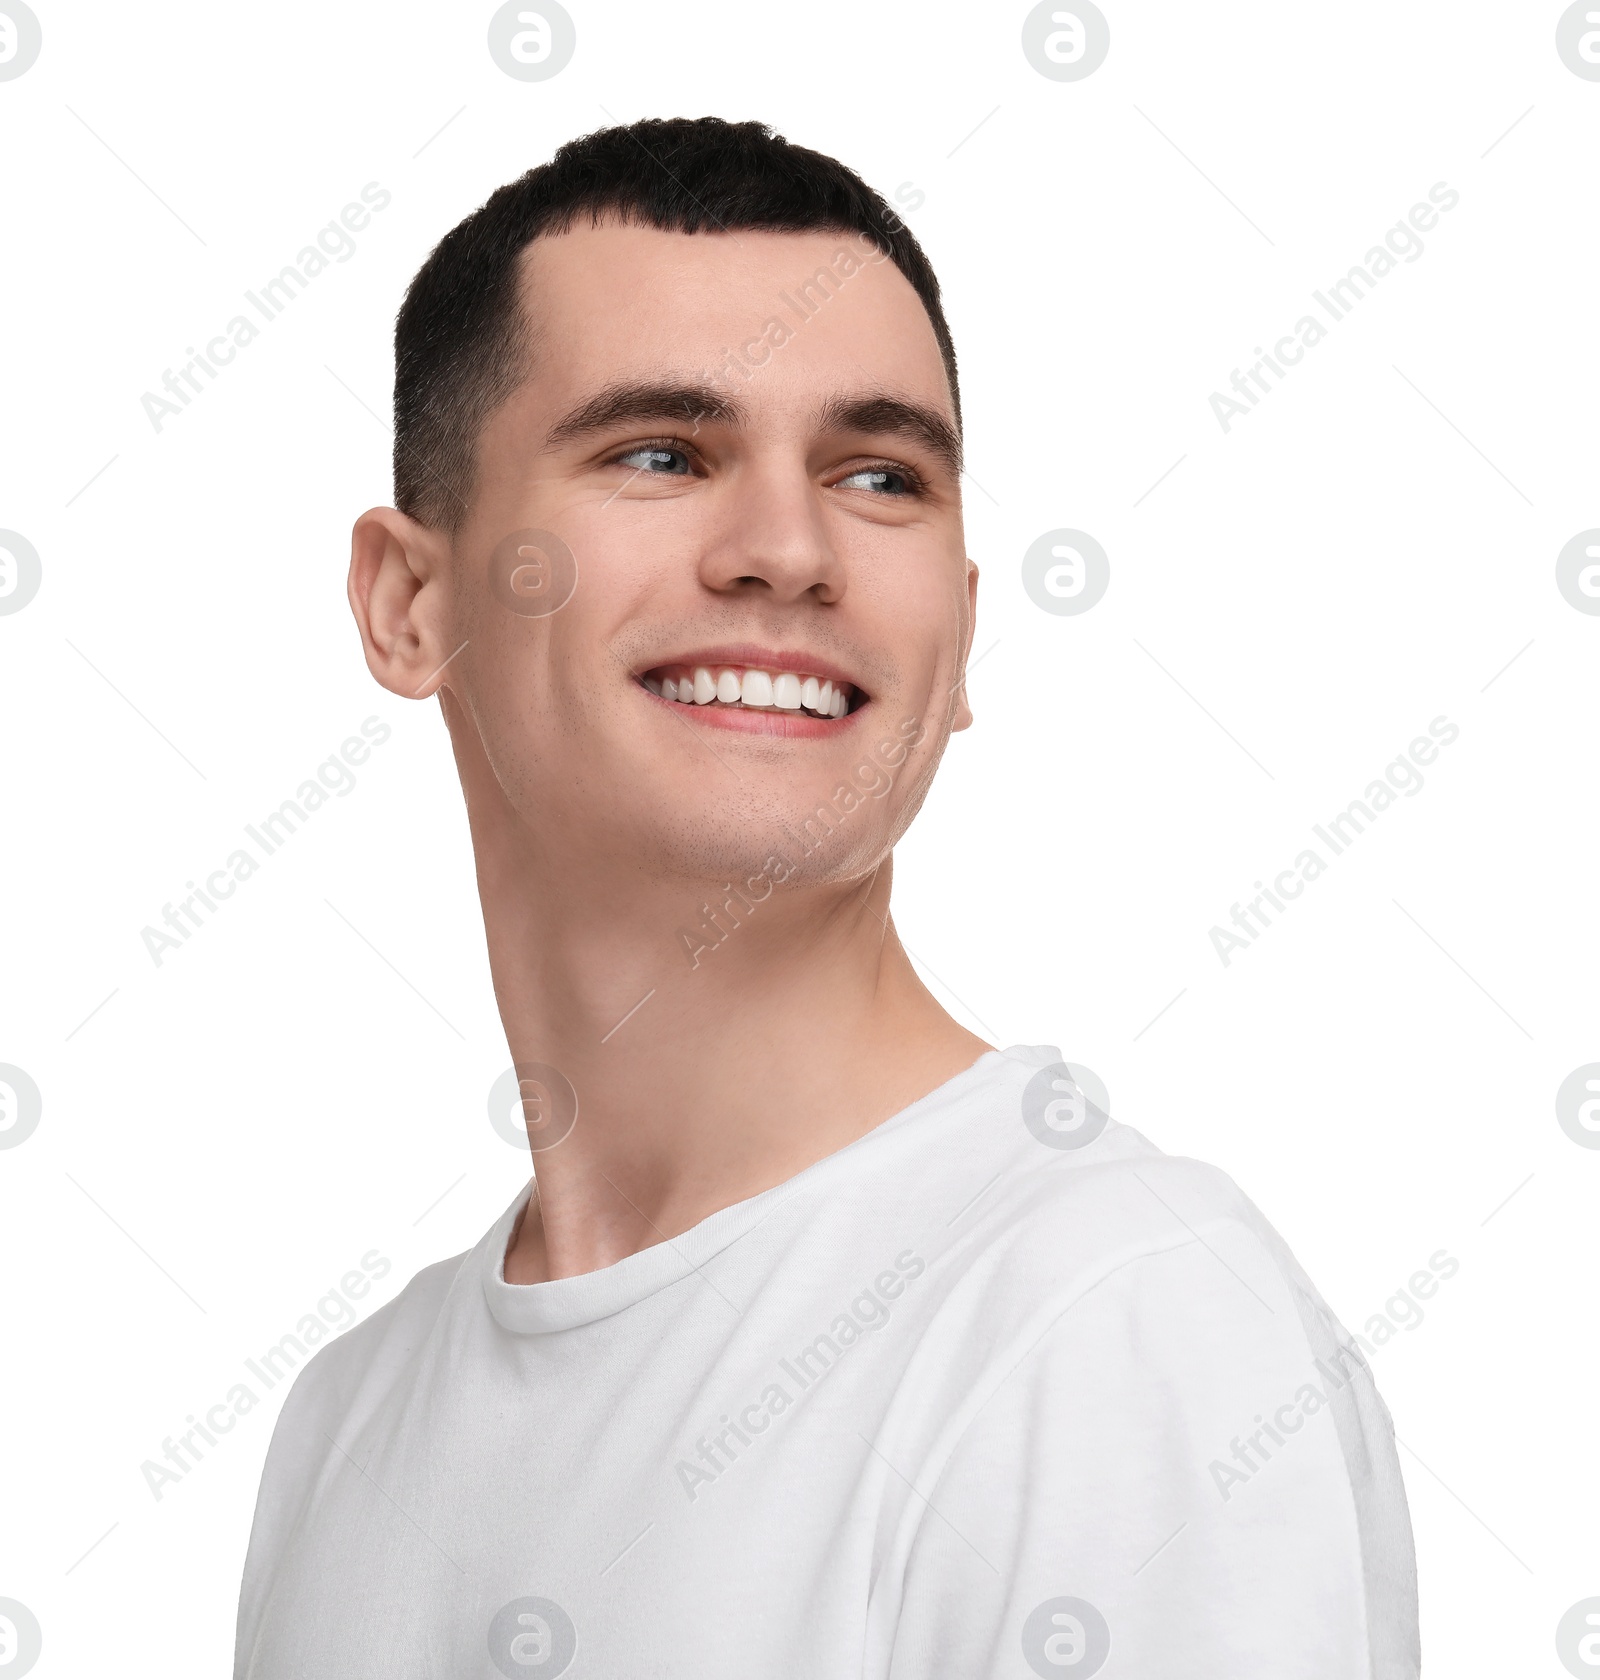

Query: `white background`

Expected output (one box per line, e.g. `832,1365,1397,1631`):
2,2,1596,1674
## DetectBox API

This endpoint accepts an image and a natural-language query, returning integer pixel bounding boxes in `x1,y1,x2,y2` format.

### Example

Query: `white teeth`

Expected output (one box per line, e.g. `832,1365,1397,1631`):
740,668,774,707
649,663,856,717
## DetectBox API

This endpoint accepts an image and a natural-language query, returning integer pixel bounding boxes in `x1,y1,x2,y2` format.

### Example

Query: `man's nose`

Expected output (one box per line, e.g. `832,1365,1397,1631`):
696,459,845,605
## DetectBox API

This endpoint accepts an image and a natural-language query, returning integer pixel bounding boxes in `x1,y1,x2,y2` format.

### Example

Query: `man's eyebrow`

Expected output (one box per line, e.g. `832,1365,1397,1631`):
814,392,964,477
543,381,745,450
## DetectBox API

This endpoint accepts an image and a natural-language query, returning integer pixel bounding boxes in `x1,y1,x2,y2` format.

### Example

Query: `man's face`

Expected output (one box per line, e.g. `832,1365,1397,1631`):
445,218,975,886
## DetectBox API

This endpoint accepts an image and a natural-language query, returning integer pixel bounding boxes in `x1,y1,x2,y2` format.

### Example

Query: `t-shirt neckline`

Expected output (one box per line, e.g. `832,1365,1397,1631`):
478,1044,1044,1334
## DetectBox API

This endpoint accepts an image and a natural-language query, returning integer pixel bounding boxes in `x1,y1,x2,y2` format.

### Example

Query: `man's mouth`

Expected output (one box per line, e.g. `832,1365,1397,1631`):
639,662,859,720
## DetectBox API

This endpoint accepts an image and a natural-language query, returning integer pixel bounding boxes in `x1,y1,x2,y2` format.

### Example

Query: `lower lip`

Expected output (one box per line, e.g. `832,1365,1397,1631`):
641,687,861,737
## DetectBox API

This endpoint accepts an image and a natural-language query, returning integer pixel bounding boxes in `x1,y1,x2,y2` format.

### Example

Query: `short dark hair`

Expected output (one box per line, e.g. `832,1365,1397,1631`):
392,116,960,531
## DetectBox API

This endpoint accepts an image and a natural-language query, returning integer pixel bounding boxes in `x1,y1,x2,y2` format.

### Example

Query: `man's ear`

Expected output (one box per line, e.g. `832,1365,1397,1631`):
348,506,457,700
951,557,979,732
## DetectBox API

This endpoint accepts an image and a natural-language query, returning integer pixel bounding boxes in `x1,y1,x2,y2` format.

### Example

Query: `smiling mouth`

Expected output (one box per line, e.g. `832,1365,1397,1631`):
640,662,860,720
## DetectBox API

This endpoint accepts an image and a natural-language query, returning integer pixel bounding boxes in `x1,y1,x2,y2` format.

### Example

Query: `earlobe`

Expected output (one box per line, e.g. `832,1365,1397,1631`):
348,507,455,700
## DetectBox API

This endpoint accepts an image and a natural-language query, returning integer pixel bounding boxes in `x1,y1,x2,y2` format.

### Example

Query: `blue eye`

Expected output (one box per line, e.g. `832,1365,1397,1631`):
617,446,691,475
837,466,915,496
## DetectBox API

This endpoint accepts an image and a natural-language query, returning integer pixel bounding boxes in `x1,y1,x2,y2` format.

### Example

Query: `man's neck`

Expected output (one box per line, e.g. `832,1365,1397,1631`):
438,689,988,1284
482,842,987,1286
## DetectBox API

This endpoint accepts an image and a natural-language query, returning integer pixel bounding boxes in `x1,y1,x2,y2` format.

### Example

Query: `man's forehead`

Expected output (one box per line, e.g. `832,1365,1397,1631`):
511,218,954,415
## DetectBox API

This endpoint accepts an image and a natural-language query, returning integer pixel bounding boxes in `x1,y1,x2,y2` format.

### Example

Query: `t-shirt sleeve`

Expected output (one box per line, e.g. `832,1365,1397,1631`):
882,1222,1419,1680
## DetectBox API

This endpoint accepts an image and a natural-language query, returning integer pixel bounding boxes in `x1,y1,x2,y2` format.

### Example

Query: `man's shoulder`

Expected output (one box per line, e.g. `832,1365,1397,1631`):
935,1050,1281,1261
271,1245,473,1435
910,1115,1371,1449
946,1111,1314,1327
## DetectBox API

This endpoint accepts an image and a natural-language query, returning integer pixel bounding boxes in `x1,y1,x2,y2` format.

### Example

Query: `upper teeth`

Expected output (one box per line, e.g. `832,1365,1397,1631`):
645,665,852,719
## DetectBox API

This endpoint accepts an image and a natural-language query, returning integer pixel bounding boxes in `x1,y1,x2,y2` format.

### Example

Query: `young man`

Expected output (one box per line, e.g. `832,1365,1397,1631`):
235,118,1419,1678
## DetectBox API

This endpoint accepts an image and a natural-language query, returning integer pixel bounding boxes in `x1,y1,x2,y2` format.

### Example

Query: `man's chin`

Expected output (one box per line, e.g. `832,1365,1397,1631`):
636,806,893,897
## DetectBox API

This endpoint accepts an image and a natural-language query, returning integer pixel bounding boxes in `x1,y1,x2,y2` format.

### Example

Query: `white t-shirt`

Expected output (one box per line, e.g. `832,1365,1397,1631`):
235,1044,1418,1679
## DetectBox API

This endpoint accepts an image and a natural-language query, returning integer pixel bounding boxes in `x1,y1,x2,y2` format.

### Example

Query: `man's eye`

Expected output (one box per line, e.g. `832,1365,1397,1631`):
616,446,692,475
836,466,916,496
